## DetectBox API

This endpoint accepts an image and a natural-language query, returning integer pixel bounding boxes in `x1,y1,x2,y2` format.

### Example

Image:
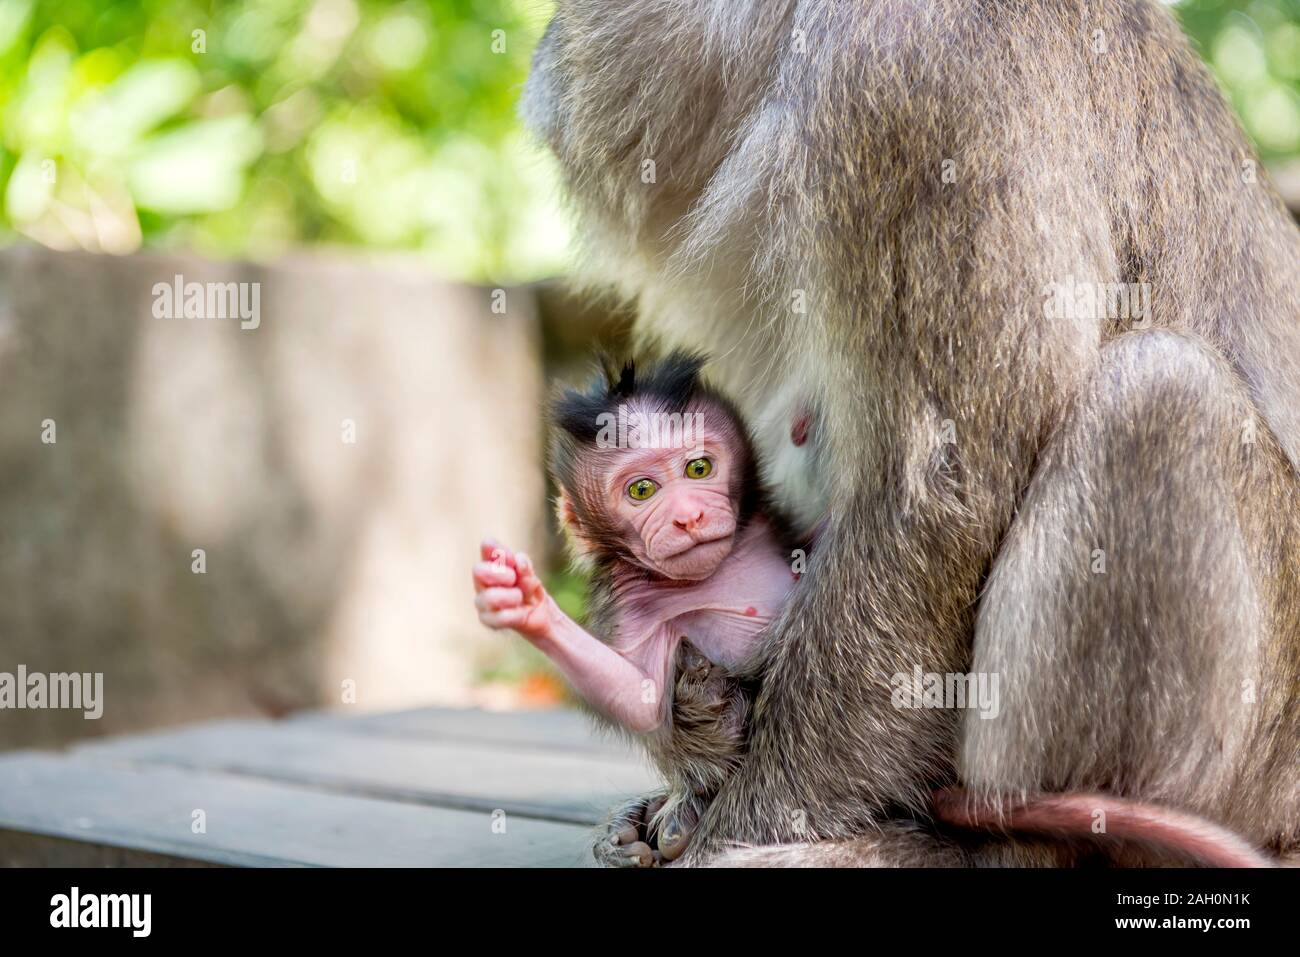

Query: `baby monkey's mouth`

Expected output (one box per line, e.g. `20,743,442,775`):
654,533,737,581
662,532,734,560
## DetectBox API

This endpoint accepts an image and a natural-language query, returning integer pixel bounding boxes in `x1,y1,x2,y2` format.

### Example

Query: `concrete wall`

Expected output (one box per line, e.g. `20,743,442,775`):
0,245,546,748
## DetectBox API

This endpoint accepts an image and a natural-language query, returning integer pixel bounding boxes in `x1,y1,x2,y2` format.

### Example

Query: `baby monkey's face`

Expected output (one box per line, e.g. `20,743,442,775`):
604,428,739,581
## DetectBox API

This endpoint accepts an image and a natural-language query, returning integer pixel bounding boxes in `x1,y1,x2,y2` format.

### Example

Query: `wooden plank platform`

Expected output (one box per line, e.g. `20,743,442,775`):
0,708,657,867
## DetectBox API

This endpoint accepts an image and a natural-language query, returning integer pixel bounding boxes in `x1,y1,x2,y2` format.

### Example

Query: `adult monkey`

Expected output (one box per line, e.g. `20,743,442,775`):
523,0,1300,865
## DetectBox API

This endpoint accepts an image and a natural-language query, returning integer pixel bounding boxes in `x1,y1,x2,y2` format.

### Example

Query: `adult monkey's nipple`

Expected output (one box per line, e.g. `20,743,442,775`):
791,405,812,447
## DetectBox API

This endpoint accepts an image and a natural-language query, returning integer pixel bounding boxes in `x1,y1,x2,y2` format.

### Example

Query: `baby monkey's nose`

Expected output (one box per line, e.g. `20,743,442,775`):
674,510,705,532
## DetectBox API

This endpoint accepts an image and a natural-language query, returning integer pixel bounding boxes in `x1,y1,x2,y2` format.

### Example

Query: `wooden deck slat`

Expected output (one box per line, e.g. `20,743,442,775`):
0,754,597,867
291,706,631,756
73,719,655,825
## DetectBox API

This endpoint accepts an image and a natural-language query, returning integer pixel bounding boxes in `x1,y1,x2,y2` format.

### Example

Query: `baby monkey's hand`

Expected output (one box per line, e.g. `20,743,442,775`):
472,539,556,643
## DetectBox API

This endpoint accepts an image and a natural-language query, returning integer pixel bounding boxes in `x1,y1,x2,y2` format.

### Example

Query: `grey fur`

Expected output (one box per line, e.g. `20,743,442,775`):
526,0,1300,865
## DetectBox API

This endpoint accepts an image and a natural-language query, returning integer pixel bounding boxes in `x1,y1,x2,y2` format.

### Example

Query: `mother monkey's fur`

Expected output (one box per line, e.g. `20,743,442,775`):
523,0,1300,866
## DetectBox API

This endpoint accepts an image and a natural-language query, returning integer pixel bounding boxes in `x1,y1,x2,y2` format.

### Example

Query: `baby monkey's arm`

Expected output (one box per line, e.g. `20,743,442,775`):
473,539,667,733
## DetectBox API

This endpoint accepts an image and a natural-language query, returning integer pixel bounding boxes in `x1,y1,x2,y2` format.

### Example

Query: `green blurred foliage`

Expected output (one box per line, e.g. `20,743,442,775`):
1177,0,1300,161
0,0,1294,282
0,0,568,282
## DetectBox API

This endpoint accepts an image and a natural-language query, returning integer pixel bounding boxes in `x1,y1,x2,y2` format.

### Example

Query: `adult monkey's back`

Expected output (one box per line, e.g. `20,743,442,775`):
523,0,1300,865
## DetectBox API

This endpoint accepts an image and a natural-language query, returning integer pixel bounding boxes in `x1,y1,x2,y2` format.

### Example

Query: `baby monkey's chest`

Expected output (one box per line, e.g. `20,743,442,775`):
613,520,799,677
670,605,775,671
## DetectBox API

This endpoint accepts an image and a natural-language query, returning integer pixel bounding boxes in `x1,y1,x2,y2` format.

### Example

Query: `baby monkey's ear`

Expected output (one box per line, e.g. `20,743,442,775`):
554,488,599,571
555,488,581,532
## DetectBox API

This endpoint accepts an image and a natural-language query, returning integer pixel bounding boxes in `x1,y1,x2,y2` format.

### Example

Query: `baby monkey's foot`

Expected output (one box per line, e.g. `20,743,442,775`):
594,792,668,868
672,640,742,731
677,641,713,680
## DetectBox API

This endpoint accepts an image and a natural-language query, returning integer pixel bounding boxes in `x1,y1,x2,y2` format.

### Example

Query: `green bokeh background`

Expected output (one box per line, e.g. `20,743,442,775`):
0,0,1295,285
0,0,567,282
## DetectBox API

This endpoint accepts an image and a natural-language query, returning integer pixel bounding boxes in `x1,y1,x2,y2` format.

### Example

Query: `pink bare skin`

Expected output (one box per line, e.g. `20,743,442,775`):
472,437,796,735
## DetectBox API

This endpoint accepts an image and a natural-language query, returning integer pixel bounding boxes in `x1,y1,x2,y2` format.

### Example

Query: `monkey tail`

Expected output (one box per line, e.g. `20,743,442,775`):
933,787,1273,868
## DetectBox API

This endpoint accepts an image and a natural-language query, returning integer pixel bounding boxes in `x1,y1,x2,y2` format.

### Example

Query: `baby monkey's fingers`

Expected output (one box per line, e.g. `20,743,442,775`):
472,560,517,591
513,552,545,603
480,538,517,568
477,607,530,630
475,587,523,613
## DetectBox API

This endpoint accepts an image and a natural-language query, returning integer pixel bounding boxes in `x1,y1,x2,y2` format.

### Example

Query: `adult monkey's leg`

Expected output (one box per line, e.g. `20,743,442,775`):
692,331,1300,867
675,7,1117,862
962,330,1300,856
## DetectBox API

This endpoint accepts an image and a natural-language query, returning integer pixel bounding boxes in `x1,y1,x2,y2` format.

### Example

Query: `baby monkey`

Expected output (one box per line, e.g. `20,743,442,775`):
473,352,801,866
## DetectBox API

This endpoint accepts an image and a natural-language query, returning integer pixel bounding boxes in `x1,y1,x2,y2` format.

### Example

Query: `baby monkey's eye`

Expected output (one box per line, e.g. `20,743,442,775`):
627,478,658,501
685,457,713,479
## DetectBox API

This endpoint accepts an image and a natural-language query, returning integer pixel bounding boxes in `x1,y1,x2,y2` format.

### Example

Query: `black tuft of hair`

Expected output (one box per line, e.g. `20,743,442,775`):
551,350,708,442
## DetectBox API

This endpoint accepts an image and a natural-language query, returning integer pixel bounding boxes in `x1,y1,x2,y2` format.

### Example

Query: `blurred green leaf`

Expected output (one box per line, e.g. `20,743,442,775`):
0,0,567,279
129,114,261,213
1177,0,1300,162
